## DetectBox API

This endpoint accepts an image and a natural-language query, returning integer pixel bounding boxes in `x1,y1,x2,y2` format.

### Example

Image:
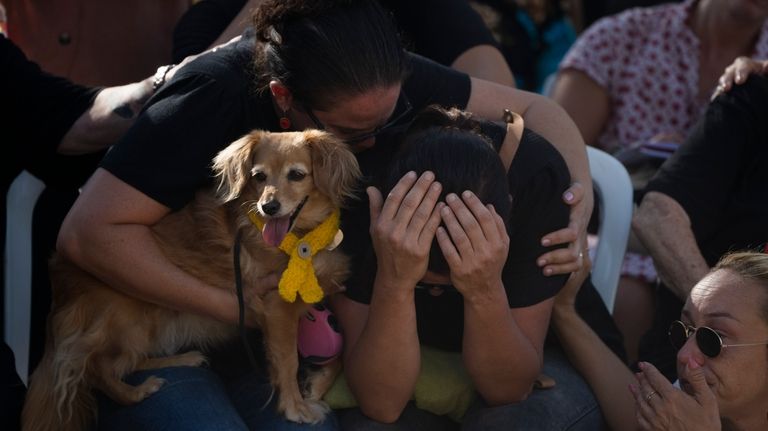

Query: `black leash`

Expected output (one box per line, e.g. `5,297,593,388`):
233,229,261,370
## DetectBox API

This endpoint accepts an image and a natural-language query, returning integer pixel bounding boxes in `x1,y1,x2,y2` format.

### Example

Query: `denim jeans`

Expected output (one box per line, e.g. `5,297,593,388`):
338,346,605,431
97,366,339,431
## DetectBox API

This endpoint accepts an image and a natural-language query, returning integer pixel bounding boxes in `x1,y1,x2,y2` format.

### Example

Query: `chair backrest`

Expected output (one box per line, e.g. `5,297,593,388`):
587,146,633,313
4,170,46,385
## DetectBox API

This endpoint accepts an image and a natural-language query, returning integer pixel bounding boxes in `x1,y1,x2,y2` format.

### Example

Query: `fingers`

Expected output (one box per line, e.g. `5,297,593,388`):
378,171,418,222
685,357,716,406
367,186,384,225
540,226,578,248
440,196,473,258
562,181,585,206
538,247,582,276
638,362,673,400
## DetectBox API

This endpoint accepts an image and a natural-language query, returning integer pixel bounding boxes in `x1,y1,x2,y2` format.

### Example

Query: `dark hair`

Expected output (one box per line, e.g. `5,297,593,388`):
253,0,408,110
382,106,511,274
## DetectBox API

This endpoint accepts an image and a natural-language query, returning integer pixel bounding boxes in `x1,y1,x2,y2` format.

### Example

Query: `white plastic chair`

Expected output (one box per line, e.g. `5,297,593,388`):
586,146,633,314
4,170,46,385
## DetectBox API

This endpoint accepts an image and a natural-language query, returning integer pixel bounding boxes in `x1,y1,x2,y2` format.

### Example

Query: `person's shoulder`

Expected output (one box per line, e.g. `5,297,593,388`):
509,129,570,190
173,35,256,89
583,3,678,40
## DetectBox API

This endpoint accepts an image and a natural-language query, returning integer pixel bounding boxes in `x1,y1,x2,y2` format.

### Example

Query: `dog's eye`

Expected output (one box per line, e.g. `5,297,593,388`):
253,172,267,182
287,170,306,182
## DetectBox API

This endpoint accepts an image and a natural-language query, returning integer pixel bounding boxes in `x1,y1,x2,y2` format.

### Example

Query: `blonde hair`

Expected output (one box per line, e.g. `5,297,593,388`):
713,251,768,323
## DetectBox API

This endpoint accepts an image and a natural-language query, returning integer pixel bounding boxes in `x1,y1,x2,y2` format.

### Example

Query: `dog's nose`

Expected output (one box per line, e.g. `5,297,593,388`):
261,200,281,216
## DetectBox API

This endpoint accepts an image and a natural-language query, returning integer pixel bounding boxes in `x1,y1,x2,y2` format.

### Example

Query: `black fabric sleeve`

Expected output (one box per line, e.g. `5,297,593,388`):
100,70,254,211
2,36,99,161
643,75,768,242
385,0,499,66
172,0,247,63
403,53,472,111
502,130,571,307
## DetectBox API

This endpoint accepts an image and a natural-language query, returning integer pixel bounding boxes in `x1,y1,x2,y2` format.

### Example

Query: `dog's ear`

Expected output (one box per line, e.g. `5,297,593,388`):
212,131,264,203
305,130,362,207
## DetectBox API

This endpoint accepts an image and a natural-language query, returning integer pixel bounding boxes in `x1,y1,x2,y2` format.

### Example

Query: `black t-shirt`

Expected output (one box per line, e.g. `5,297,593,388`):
643,75,768,265
101,34,471,211
342,129,571,352
2,35,100,186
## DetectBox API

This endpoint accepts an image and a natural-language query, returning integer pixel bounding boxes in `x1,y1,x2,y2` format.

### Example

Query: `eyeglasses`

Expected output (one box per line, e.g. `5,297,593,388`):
668,320,768,358
303,92,413,145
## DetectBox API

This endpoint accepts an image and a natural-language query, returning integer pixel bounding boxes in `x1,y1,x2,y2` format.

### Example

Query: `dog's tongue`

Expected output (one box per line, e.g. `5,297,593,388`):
262,216,291,247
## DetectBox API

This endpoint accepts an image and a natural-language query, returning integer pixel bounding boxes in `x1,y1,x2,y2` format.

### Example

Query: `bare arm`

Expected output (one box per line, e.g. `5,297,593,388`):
463,295,550,404
551,264,641,431
332,174,442,422
57,168,252,324
552,298,640,431
58,77,153,155
633,192,709,299
451,44,515,87
207,0,261,48
467,78,593,273
439,191,547,403
549,69,611,149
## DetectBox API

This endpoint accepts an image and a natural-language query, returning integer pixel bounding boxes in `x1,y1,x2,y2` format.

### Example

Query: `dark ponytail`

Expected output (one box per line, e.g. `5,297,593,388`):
253,0,408,110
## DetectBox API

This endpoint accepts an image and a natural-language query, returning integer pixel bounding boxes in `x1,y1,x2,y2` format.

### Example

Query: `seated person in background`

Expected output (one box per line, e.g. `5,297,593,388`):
1,33,165,431
331,106,620,430
553,251,768,431
551,0,768,362
632,69,768,382
172,0,516,86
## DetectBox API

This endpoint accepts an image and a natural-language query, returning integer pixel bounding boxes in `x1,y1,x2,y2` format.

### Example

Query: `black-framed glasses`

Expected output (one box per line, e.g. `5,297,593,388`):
303,92,413,145
668,320,768,358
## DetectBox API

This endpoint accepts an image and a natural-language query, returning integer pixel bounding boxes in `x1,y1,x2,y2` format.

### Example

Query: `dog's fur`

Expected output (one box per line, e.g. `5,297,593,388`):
22,130,361,430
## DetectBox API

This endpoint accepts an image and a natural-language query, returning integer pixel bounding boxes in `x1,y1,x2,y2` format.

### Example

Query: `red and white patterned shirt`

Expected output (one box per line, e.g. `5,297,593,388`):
560,0,768,154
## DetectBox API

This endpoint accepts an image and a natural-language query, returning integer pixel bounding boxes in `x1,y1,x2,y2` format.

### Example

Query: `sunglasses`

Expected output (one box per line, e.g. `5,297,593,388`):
303,92,413,145
668,320,768,358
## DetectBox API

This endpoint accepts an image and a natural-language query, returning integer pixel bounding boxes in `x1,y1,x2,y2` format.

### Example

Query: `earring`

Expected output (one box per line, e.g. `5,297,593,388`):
279,109,291,130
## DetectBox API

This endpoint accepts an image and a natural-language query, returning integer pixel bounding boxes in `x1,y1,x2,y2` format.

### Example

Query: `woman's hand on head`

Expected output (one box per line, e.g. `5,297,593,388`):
713,56,768,100
367,171,443,291
631,361,720,431
537,181,592,276
436,191,509,301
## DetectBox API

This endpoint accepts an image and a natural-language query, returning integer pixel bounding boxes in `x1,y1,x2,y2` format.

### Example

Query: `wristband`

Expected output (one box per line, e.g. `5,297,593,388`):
152,64,176,93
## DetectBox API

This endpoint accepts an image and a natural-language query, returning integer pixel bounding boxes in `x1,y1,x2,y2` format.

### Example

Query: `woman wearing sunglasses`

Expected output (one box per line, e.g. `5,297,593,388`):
553,250,768,431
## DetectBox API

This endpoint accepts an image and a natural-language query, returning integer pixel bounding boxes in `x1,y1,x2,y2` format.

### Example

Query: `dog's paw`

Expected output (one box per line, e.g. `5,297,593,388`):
134,376,166,401
175,350,208,367
280,398,331,424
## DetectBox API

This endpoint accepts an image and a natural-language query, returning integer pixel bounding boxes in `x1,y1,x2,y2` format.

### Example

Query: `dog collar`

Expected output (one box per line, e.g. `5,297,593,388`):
248,208,340,304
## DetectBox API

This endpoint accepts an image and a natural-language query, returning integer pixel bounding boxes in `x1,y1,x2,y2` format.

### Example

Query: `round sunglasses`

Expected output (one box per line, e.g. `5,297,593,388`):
668,320,768,358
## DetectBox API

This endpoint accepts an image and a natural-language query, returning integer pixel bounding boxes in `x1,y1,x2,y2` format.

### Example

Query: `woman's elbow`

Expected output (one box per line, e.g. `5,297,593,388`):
479,382,534,407
56,216,88,264
357,399,408,424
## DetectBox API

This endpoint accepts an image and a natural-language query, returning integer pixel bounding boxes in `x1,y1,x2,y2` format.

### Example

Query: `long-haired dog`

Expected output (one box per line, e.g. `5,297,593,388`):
22,130,361,430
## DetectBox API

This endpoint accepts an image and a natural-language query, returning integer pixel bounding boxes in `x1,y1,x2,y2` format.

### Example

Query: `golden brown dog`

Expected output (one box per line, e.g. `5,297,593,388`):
22,130,361,430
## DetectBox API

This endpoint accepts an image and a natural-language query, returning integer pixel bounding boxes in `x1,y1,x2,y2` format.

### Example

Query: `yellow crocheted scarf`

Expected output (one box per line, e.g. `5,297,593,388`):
248,208,340,304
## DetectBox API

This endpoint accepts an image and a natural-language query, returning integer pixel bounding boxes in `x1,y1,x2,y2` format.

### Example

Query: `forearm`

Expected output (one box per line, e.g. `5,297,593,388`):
58,77,153,155
462,289,541,405
551,306,640,431
633,192,709,299
58,222,243,325
343,282,420,422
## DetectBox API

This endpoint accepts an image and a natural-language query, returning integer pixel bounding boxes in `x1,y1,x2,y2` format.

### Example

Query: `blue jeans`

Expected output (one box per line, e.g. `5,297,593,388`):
338,346,604,431
97,366,339,431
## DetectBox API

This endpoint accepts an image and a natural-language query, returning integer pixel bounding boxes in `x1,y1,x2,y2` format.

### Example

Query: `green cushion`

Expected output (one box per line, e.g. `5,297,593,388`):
323,346,476,422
